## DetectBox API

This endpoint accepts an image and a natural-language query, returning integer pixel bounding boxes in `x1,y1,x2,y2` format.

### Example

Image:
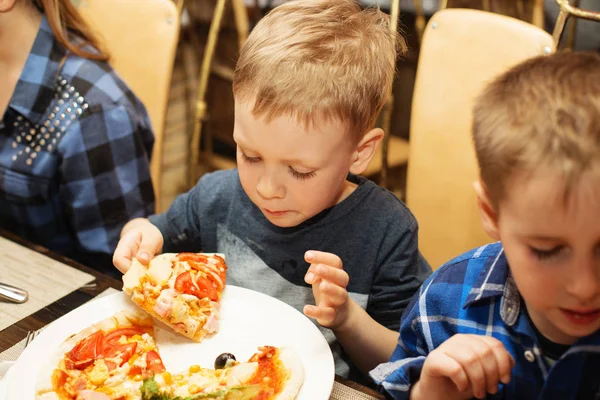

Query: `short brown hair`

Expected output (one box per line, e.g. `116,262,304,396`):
473,51,600,206
233,0,406,139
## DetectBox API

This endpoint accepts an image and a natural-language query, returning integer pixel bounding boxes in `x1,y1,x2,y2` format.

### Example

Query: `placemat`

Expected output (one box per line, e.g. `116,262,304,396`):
0,287,119,362
329,381,382,400
0,236,95,331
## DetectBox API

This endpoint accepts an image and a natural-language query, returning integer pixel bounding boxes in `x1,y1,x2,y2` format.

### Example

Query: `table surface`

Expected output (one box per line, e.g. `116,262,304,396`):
0,229,385,399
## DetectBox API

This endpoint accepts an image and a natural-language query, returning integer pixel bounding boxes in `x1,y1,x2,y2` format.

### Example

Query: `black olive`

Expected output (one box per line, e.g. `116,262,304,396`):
214,352,236,369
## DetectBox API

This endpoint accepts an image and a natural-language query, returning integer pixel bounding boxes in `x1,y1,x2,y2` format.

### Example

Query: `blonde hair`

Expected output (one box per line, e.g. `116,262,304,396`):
233,0,406,139
36,0,109,61
473,51,600,206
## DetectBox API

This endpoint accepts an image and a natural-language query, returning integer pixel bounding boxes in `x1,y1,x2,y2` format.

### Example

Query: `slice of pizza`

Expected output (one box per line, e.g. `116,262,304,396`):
36,310,169,400
141,346,304,400
122,253,227,342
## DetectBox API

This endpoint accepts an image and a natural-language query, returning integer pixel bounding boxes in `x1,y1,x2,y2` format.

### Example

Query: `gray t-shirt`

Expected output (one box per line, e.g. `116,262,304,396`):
150,169,431,377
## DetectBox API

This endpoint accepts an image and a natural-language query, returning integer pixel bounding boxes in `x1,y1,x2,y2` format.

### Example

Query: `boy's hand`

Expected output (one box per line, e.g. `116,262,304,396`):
112,218,164,273
411,334,515,400
302,251,350,330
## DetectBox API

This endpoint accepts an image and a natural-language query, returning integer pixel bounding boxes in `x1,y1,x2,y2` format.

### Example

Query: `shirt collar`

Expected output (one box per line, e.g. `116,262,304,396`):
463,247,523,327
7,15,65,126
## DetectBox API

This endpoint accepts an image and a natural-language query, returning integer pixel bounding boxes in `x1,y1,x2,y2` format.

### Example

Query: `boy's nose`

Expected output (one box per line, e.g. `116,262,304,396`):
566,259,600,303
256,174,284,199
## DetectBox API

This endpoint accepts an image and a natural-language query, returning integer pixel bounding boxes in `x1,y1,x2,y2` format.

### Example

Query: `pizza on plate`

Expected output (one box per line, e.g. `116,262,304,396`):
35,310,167,400
122,253,227,342
35,312,304,400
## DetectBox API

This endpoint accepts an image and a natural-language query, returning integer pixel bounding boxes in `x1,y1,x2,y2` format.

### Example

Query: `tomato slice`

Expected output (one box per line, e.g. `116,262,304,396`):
128,365,143,377
195,274,218,301
174,271,217,301
67,330,103,369
103,342,138,370
177,253,209,264
102,327,145,351
146,350,166,373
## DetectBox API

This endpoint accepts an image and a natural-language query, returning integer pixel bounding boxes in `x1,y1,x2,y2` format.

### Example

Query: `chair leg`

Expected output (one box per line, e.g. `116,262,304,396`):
552,8,570,45
190,0,227,188
564,0,581,49
531,0,545,28
380,0,401,189
231,0,250,48
413,0,425,42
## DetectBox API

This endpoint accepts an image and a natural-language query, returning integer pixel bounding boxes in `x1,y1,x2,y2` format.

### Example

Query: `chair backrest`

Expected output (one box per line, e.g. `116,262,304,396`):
405,9,554,269
76,0,180,212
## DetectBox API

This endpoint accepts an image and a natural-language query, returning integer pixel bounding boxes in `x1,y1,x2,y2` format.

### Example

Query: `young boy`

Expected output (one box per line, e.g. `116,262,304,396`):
112,0,431,378
367,51,600,399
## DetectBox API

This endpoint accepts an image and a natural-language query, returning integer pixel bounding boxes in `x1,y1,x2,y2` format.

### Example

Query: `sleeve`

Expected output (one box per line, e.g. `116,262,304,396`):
369,282,432,400
367,220,432,332
58,103,155,269
149,186,203,253
148,170,232,253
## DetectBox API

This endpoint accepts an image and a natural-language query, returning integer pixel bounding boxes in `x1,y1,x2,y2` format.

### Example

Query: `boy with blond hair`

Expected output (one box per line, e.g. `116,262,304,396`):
112,0,431,377
362,51,600,398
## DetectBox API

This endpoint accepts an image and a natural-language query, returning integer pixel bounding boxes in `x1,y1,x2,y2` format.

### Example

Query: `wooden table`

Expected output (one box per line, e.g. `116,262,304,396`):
0,230,386,399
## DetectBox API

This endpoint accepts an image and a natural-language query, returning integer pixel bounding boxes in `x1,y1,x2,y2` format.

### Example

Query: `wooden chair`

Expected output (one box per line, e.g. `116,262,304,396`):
76,0,181,212
405,9,554,269
366,0,410,188
188,0,249,189
552,0,600,49
437,0,545,27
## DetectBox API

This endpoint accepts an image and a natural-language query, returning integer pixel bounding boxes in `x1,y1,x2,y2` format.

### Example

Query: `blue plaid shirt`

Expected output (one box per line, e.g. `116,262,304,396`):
0,16,155,273
370,242,600,399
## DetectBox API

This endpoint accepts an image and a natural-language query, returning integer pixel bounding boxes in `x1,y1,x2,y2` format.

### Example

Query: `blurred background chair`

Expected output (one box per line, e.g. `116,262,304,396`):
550,0,600,49
76,0,181,212
188,0,249,188
404,8,554,269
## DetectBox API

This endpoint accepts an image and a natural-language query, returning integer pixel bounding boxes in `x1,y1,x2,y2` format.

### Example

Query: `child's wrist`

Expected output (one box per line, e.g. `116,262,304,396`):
331,299,359,334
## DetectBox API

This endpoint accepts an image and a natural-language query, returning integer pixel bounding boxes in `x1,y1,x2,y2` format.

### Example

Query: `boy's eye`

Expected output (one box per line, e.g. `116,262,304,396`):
289,167,316,180
530,246,563,260
241,152,261,163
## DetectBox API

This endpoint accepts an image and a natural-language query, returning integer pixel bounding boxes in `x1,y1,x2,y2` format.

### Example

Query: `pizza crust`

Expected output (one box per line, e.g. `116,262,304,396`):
274,347,304,400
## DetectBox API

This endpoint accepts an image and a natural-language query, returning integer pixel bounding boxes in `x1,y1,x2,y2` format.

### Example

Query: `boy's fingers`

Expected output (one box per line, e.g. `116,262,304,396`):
450,347,487,399
112,252,131,274
135,236,160,264
484,337,514,385
426,351,470,393
303,304,335,325
112,231,142,273
318,280,349,306
304,251,343,270
306,263,349,287
469,337,502,395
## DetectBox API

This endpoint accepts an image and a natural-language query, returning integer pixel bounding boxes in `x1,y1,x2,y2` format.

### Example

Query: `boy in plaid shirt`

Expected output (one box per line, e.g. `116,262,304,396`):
368,51,600,399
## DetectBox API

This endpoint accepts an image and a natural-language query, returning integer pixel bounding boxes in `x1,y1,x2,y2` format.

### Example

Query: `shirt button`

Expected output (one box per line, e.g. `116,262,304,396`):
524,350,535,362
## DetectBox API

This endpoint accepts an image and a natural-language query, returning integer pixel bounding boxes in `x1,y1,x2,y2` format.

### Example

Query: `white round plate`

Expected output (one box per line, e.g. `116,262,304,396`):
6,286,334,399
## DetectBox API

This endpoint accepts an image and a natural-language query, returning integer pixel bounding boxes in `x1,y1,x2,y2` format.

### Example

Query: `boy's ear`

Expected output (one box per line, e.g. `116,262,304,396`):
474,180,500,240
348,127,384,175
0,0,17,12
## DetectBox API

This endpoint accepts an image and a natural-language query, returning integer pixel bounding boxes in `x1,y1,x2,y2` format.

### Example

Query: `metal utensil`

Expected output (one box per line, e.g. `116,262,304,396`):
0,282,28,303
23,330,39,348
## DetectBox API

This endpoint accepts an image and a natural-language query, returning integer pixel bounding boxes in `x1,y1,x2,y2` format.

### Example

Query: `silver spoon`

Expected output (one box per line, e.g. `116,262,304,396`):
0,282,29,303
